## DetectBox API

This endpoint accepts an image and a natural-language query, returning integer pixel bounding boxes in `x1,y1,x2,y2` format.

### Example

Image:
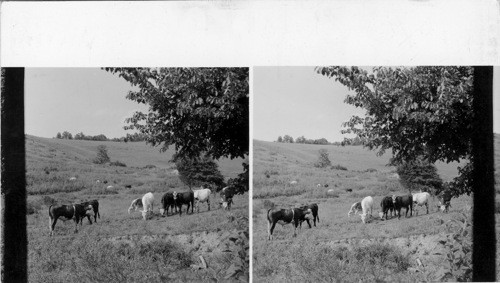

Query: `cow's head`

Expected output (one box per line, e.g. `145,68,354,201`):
303,208,313,220
85,204,94,216
378,211,384,219
391,195,397,204
172,191,178,200
160,209,165,216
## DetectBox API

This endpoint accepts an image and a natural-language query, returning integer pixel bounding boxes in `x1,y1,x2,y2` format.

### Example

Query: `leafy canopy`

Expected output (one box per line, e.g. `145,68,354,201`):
175,155,225,189
105,68,249,160
316,66,473,195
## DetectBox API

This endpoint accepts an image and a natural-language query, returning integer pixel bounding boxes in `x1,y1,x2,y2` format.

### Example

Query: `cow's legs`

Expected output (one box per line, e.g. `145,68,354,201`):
268,221,277,240
49,216,58,236
426,203,429,214
74,218,79,233
208,199,210,211
306,219,312,229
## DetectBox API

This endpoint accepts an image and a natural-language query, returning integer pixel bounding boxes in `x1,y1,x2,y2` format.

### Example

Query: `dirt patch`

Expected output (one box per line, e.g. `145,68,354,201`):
326,232,451,274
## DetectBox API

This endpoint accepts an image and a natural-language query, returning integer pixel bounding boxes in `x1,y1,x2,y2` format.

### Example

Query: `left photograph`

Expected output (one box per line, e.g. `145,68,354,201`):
23,68,249,281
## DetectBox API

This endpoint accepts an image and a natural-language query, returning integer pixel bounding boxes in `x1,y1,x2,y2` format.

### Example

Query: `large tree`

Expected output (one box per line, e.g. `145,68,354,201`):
105,68,249,160
316,66,473,196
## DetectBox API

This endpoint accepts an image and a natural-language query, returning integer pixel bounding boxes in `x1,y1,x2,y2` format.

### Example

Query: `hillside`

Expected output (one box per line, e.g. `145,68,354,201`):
252,139,483,282
25,135,249,282
26,135,246,195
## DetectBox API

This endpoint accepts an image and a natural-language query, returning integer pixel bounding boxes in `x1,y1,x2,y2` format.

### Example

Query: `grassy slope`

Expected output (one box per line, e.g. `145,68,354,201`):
26,135,248,282
252,139,484,282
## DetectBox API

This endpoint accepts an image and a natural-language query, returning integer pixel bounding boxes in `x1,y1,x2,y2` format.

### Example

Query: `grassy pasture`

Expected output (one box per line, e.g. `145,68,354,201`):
252,139,487,282
26,135,249,282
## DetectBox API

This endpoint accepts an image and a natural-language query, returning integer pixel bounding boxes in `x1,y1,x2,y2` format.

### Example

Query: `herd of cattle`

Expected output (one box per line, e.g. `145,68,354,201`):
48,185,236,236
266,190,453,240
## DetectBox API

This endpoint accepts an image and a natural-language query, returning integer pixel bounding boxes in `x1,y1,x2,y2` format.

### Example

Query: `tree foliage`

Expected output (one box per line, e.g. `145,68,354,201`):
105,68,249,161
316,66,473,195
227,162,249,195
314,149,332,168
282,135,294,143
396,156,443,194
93,145,110,164
175,155,225,189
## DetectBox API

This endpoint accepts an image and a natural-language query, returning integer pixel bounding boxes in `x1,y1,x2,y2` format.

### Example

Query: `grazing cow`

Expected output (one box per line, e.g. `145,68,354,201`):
392,195,413,219
378,196,394,220
140,192,155,220
128,198,143,214
438,190,452,213
267,207,313,240
125,185,132,189
49,203,94,236
412,192,431,215
193,188,211,213
345,188,353,193
360,196,374,223
80,200,100,224
107,185,114,189
69,177,77,181
317,184,321,188
172,190,194,216
160,192,176,216
290,181,298,185
103,180,108,184
324,184,329,188
299,203,319,228
220,187,235,210
96,179,101,184
347,202,362,217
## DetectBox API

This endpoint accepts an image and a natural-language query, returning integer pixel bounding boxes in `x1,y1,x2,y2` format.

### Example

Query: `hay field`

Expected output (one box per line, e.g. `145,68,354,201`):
252,139,492,282
26,135,249,282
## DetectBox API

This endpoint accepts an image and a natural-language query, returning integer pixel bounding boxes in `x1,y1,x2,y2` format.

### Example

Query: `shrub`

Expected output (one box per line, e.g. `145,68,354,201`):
396,156,443,194
262,199,275,209
175,155,225,189
27,200,41,214
314,149,331,168
110,160,127,167
331,164,348,171
93,145,110,164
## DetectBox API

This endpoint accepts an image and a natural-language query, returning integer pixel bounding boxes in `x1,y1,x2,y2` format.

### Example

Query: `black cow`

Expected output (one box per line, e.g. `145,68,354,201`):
267,207,312,240
173,190,194,216
49,203,94,236
379,196,394,220
160,192,177,216
220,187,235,210
80,199,100,225
438,190,453,213
299,203,319,228
392,195,413,219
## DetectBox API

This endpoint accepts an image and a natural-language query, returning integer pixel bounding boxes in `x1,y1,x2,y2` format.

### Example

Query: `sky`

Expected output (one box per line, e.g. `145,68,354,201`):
25,68,148,139
24,67,500,142
254,66,500,143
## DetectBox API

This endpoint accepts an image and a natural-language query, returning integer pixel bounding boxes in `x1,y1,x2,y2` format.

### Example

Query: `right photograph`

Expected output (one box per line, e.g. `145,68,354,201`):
252,66,477,282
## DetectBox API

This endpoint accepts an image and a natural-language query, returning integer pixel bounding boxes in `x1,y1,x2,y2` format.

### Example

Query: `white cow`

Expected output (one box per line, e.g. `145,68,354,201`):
107,185,114,189
347,202,362,217
412,192,431,215
360,196,374,224
193,188,211,213
69,177,77,181
140,192,155,220
128,198,143,214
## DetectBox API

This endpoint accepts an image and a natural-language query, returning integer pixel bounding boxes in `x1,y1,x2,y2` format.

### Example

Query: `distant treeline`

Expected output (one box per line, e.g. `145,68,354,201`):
55,131,146,142
276,135,364,146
